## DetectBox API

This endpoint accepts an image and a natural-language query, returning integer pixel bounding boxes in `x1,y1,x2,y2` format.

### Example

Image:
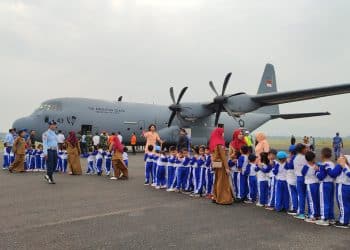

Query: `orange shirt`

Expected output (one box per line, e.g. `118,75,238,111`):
130,135,137,145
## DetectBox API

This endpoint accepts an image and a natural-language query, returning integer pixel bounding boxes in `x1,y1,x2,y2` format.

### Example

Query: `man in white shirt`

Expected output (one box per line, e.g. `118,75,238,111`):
117,131,123,143
93,132,100,150
57,130,65,150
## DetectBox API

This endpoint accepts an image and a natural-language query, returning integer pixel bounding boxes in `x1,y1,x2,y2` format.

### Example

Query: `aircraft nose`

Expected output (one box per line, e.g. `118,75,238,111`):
12,117,34,132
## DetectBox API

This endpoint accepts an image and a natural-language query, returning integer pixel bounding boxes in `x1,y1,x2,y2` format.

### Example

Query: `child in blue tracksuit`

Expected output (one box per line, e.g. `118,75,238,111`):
104,151,112,176
229,150,240,199
144,145,154,185
286,145,298,215
3,144,11,170
326,155,350,228
237,146,250,202
62,148,68,173
256,152,271,207
176,148,191,192
244,154,258,203
315,147,335,226
123,147,129,168
95,148,104,175
185,152,197,193
29,149,36,171
56,149,63,172
152,146,161,187
189,147,200,195
191,146,206,197
35,145,43,172
302,151,320,223
293,144,308,220
86,148,96,174
156,150,168,189
204,147,213,198
166,146,177,191
273,151,290,212
266,149,277,210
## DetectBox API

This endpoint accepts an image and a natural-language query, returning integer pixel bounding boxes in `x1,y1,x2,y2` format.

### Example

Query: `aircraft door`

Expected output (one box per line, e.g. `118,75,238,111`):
81,124,92,134
138,120,145,131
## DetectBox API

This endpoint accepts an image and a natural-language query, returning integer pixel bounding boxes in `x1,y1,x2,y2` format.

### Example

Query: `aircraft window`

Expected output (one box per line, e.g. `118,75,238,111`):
38,102,62,111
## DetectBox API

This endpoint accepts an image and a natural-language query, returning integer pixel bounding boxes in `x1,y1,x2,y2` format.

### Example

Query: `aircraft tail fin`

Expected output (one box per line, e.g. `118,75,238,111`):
256,63,280,114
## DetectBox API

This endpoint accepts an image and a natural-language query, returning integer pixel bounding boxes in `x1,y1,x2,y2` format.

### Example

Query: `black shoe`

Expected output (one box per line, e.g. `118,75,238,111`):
44,175,50,182
48,179,56,184
334,222,349,229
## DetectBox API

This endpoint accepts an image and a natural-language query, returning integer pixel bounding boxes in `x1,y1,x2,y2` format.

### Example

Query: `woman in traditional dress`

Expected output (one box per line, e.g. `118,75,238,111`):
109,135,128,180
65,131,82,175
210,127,234,205
229,129,246,156
143,124,163,153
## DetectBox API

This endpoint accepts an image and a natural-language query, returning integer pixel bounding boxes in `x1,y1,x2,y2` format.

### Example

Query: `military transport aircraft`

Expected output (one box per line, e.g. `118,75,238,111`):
12,64,350,145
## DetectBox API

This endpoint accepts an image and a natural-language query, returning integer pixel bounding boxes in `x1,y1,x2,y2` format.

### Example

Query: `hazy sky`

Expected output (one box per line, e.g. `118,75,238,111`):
1,0,350,136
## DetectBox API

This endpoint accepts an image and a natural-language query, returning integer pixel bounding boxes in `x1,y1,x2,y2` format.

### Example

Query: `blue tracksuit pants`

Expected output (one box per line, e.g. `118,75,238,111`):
258,180,269,205
145,162,153,184
185,167,193,191
232,172,239,198
288,184,298,211
320,182,335,220
306,183,320,219
336,183,350,225
275,180,289,211
205,168,214,195
297,176,306,215
247,176,258,202
194,167,206,194
156,165,166,186
167,166,176,189
177,167,189,190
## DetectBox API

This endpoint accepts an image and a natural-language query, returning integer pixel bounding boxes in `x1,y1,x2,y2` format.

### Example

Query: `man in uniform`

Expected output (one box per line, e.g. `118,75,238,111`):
100,131,108,150
9,130,27,173
85,131,93,151
43,121,59,184
333,132,343,161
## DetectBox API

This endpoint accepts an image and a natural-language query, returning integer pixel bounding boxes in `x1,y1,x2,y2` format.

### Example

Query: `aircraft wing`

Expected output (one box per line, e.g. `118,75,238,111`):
251,83,350,105
271,112,330,120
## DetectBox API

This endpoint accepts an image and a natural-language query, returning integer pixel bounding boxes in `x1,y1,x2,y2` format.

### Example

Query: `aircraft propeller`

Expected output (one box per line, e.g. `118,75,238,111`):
209,72,238,125
168,86,188,127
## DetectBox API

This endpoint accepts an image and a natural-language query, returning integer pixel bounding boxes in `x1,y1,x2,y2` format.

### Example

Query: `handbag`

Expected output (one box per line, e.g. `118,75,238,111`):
212,161,222,169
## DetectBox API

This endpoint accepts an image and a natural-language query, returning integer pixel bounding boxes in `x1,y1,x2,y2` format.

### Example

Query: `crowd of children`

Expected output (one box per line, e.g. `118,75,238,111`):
144,143,350,229
86,147,129,179
3,144,129,178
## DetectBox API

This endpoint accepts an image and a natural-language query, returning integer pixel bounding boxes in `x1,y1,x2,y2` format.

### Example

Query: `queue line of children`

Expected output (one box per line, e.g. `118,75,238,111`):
144,145,214,198
145,142,350,229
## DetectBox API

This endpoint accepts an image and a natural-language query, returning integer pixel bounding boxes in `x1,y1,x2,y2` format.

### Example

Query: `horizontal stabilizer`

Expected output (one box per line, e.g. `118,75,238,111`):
271,112,330,120
252,83,350,105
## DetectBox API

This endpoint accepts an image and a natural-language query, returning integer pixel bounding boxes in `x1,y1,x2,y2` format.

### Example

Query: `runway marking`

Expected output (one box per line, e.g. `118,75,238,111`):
1,204,168,234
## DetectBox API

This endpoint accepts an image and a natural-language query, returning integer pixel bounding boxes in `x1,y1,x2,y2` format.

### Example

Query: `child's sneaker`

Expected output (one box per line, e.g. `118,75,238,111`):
305,217,317,223
110,177,117,180
329,219,336,225
244,200,253,204
334,222,349,229
155,186,161,189
287,210,297,216
265,206,274,211
144,182,150,186
294,214,306,220
190,193,201,198
256,203,264,207
316,220,330,226
151,183,156,187
174,188,180,193
166,188,174,192
161,185,167,189
181,190,191,195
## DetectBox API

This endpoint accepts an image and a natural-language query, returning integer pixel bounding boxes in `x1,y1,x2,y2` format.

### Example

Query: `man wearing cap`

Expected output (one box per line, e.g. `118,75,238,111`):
42,121,59,184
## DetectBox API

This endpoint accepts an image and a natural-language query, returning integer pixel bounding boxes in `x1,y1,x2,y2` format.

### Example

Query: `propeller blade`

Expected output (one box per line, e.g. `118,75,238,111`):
168,111,176,127
223,103,236,118
169,87,176,104
209,81,219,96
222,72,232,96
214,110,221,126
177,86,188,104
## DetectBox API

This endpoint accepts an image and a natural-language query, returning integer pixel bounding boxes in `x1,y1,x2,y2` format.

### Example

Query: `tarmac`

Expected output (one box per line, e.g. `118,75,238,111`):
0,154,349,250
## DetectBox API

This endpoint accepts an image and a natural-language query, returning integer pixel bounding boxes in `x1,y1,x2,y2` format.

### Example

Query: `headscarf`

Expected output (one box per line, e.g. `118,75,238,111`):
230,129,246,151
111,135,124,153
209,128,225,152
67,131,78,147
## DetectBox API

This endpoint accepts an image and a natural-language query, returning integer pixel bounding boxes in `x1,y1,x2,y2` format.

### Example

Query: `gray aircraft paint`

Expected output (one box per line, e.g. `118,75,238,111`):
12,64,350,146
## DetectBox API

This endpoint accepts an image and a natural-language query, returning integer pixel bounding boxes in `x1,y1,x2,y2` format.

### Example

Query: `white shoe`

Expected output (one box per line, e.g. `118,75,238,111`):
161,185,167,189
166,188,174,192
110,177,117,180
244,200,253,204
316,220,330,226
151,183,156,187
256,203,264,207
305,218,317,223
155,186,161,189
106,171,110,176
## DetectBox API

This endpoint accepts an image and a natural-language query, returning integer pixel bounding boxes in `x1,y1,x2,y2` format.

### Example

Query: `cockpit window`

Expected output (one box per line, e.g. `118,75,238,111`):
35,102,62,112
